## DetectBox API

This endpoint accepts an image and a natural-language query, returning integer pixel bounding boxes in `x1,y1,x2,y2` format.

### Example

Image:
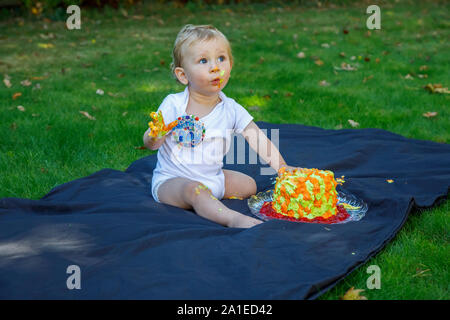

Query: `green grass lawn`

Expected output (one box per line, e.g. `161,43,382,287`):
0,0,449,299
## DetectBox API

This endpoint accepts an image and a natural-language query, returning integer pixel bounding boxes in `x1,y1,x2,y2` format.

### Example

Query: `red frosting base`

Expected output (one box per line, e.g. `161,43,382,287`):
259,201,350,224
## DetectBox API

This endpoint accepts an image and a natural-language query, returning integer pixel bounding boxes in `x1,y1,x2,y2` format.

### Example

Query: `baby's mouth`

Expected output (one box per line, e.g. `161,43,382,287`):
211,71,225,85
211,77,221,85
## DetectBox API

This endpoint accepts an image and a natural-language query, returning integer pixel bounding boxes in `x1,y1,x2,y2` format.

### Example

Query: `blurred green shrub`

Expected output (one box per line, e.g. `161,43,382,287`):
4,0,374,16
20,0,138,15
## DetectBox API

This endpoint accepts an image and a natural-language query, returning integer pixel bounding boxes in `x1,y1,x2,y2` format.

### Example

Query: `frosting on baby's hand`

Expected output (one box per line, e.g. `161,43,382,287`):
148,110,178,138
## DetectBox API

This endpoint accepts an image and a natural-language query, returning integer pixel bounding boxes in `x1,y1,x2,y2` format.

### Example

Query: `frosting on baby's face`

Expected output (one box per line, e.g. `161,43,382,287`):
175,37,232,95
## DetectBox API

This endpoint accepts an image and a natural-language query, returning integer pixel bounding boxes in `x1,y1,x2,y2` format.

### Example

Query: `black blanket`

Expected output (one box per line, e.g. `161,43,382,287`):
0,122,449,299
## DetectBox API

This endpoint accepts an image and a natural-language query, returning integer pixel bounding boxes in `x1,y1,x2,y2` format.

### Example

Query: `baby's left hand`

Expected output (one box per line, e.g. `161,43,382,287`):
277,165,306,177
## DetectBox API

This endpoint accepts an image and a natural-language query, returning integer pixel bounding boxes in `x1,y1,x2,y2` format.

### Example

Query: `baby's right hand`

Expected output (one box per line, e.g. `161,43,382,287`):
148,110,178,139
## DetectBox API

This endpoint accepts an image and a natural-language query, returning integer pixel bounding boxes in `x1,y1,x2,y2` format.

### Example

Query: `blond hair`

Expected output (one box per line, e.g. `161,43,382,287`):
170,24,233,84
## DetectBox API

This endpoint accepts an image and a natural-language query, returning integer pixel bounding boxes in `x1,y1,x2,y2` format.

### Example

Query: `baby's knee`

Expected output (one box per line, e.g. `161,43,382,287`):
184,181,211,203
248,177,257,196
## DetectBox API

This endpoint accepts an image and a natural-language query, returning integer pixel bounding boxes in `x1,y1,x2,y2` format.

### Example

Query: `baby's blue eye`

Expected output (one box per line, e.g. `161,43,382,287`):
199,58,207,64
218,56,225,62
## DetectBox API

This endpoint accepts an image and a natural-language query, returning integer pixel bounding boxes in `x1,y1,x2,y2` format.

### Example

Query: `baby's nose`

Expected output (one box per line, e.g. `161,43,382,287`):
210,66,220,73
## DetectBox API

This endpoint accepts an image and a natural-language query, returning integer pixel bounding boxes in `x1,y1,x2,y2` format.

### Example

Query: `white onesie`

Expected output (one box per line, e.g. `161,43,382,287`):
151,86,254,203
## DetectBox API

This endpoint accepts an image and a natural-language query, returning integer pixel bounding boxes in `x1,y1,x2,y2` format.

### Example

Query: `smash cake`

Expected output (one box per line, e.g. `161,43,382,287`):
258,167,350,223
272,167,339,219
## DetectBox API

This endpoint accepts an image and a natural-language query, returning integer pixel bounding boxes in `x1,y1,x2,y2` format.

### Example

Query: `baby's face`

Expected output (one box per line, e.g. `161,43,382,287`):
178,38,232,94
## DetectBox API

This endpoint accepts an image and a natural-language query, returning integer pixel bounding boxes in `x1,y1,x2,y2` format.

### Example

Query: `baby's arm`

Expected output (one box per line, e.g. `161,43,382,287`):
241,121,287,172
143,129,167,150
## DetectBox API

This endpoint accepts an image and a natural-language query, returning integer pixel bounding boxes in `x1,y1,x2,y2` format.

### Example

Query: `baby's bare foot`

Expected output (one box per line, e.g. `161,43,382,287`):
228,211,263,228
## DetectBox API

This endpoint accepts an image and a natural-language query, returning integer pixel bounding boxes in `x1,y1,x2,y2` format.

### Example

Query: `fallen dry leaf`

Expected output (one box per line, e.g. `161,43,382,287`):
348,119,360,127
363,75,374,83
423,111,438,118
79,111,96,120
341,287,367,300
20,79,32,86
39,32,55,40
425,83,439,91
297,51,306,59
424,83,450,94
37,43,54,49
31,76,47,80
412,268,431,278
319,80,330,86
17,105,25,112
3,78,11,88
404,74,414,80
314,59,324,66
334,62,357,71
96,89,104,95
12,92,22,100
433,88,449,94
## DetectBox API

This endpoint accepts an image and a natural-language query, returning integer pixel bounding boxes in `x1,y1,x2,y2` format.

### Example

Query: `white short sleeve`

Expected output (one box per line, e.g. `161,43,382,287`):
232,100,254,134
156,95,177,124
